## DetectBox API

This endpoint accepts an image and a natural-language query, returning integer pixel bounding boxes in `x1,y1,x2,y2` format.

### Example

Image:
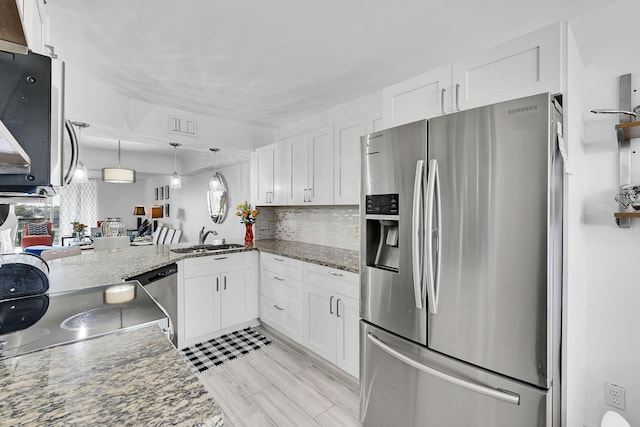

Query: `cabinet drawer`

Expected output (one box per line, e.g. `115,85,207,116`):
261,272,302,304
303,262,359,299
261,294,303,343
183,252,252,279
260,252,303,280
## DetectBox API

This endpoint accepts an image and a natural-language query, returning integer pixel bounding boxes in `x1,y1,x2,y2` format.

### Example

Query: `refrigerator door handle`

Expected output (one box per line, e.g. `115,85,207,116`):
367,332,521,406
412,160,425,310
426,159,440,314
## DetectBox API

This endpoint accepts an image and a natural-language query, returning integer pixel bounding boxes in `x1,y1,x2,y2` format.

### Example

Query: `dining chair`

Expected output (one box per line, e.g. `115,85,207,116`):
164,229,175,244
171,229,182,243
152,226,165,245
156,227,168,245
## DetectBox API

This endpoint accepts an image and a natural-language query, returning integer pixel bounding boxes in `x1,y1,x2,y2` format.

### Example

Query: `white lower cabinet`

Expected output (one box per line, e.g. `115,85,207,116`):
179,252,258,348
259,253,304,344
302,262,360,378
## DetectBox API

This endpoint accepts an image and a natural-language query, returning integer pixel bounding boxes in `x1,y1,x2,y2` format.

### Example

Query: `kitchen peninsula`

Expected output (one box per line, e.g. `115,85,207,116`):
1,239,358,426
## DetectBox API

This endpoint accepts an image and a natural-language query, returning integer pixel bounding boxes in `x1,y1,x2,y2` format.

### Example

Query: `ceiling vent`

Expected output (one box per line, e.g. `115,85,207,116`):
169,116,198,137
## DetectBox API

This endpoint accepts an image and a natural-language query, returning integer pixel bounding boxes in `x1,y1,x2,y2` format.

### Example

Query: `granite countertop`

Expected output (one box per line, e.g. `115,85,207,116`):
0,325,223,427
47,242,256,293
48,239,359,293
254,239,359,273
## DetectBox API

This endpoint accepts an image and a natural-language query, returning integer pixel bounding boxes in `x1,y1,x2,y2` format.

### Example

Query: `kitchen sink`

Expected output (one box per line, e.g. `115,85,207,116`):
170,243,245,254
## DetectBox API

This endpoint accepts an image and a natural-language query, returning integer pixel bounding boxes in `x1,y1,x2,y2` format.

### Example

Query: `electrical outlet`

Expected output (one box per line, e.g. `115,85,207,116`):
260,221,269,230
605,383,625,410
354,224,359,237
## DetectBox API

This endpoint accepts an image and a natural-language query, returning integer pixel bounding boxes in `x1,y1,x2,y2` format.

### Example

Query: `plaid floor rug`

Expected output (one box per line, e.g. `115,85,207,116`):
180,327,272,373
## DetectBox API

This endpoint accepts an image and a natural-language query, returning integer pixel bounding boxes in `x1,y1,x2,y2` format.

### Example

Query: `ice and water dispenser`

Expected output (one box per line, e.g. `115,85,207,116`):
365,194,400,272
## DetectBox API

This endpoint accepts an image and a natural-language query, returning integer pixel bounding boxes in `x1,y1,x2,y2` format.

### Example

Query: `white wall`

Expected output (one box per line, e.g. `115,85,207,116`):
570,1,640,425
143,162,250,244
563,24,588,427
96,179,146,230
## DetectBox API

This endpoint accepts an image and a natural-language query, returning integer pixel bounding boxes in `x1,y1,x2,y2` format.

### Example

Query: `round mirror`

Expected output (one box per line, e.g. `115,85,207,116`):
207,172,228,223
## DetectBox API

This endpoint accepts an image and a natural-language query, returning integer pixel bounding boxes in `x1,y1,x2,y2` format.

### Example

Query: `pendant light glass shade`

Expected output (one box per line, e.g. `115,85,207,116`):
207,148,228,224
169,142,182,189
74,161,89,183
71,121,90,184
102,140,136,183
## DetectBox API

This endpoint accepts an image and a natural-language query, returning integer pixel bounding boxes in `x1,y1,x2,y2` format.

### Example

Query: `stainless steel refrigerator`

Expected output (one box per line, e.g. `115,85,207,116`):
360,93,563,427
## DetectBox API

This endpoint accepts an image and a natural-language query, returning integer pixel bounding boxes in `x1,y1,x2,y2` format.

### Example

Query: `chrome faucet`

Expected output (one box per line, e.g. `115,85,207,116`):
199,227,218,245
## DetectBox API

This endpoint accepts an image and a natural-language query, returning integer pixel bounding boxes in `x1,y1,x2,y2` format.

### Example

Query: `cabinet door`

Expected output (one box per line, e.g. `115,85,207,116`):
452,22,561,111
382,65,452,128
289,134,309,205
255,146,273,205
304,284,337,363
308,125,334,205
272,142,291,205
183,275,221,341
334,116,365,205
336,295,360,378
220,269,249,329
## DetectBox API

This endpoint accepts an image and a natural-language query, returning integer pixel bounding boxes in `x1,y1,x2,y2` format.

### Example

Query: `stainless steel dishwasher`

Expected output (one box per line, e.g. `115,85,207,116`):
129,263,178,346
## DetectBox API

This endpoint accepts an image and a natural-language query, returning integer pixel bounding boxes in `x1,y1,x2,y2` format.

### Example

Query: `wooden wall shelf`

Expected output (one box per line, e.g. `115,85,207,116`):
614,212,640,219
616,121,640,140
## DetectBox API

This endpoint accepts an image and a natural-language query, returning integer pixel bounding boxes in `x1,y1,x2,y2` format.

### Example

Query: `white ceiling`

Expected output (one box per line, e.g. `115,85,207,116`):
45,0,612,131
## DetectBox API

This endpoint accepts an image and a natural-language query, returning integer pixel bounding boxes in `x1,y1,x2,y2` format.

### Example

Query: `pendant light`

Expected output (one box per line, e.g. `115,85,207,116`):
102,140,136,183
71,121,89,183
207,148,228,224
169,142,182,189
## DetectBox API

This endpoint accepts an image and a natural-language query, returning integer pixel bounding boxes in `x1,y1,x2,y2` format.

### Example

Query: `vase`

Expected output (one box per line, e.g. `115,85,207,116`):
101,217,126,237
244,223,254,242
75,231,84,241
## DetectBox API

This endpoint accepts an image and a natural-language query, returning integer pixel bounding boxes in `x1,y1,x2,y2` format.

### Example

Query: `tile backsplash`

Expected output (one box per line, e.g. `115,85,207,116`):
254,206,360,251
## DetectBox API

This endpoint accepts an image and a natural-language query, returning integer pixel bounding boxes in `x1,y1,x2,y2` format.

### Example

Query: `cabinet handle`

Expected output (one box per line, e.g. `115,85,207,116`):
224,276,227,290
274,305,284,311
329,295,334,314
273,257,284,262
270,191,274,203
304,188,308,202
455,83,461,111
273,276,285,281
308,187,313,202
216,277,219,292
328,271,343,277
214,257,228,261
336,298,342,317
440,88,446,115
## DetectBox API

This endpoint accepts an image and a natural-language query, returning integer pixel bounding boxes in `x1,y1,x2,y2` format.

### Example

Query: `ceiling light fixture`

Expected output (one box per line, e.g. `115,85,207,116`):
169,142,182,189
71,121,89,183
102,140,136,183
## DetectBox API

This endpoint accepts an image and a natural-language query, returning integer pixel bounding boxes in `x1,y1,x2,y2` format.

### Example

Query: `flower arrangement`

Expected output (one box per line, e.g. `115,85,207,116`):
236,201,259,225
71,221,87,234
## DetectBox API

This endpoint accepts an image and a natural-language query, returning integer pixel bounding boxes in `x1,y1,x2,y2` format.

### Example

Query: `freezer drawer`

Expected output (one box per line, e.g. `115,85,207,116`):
360,322,554,427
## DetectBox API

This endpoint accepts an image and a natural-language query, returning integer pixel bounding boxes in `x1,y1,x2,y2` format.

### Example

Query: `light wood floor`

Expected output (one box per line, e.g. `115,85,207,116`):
197,328,362,427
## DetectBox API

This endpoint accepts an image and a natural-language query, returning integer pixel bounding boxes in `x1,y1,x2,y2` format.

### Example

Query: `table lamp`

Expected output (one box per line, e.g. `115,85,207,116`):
133,205,146,228
151,205,163,231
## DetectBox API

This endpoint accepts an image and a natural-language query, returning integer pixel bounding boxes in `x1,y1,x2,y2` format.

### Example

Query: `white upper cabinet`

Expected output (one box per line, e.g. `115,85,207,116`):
334,116,365,205
382,65,452,128
452,22,562,111
272,142,291,205
382,22,563,127
255,145,273,205
254,142,291,205
290,126,334,205
290,132,311,205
